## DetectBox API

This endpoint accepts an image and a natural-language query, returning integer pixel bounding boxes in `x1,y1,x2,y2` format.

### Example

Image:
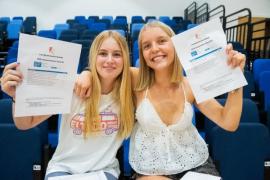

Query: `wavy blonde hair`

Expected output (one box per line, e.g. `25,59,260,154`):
84,30,134,138
136,21,183,91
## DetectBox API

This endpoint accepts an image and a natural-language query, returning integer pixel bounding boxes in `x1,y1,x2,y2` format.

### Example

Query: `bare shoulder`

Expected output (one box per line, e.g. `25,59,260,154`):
130,67,139,90
182,77,195,103
130,67,139,77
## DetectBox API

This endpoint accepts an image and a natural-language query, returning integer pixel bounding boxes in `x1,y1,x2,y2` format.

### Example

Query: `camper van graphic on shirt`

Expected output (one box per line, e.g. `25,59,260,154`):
70,106,119,136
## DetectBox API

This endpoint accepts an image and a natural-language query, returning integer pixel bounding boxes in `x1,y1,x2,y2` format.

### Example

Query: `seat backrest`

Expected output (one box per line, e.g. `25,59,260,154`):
243,71,255,99
74,16,86,24
259,71,270,111
0,98,13,124
89,22,107,31
132,40,139,66
38,30,57,39
159,16,170,22
172,16,183,23
0,97,46,179
253,59,270,85
0,124,43,180
71,39,92,49
0,17,10,24
54,23,70,39
6,47,18,63
131,16,144,24
145,16,156,22
7,23,22,40
210,123,268,180
101,16,113,24
77,47,90,73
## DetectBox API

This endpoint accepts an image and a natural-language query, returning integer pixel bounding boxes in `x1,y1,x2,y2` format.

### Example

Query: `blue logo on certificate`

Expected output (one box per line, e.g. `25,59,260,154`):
34,61,42,67
191,51,197,57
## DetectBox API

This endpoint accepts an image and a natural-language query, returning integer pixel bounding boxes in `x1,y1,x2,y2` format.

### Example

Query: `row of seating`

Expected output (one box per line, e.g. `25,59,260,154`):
1,97,269,180
0,16,36,48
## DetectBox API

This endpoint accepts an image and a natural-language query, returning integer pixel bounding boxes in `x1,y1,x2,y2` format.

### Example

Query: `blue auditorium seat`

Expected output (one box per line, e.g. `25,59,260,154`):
77,47,90,73
21,17,37,35
74,16,86,24
80,29,99,41
72,39,92,49
88,16,99,22
159,16,170,22
38,30,57,39
54,23,69,39
253,59,270,86
210,123,268,180
7,21,22,40
172,16,183,23
132,40,139,67
130,23,144,45
111,19,128,32
187,23,198,29
131,16,145,24
13,16,23,21
58,29,78,42
89,22,107,32
258,71,270,111
243,71,256,99
102,16,113,24
0,17,10,23
71,23,88,35
145,16,156,22
114,29,126,37
6,47,18,64
0,98,49,180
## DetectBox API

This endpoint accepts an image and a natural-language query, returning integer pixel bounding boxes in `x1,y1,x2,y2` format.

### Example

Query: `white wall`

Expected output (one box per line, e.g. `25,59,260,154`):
0,0,269,30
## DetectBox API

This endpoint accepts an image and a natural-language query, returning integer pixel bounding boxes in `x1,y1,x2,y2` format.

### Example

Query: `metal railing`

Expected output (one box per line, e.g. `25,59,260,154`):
184,1,197,23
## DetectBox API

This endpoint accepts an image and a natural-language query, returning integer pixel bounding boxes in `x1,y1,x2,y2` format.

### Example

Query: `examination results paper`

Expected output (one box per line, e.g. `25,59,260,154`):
172,18,247,103
15,33,81,117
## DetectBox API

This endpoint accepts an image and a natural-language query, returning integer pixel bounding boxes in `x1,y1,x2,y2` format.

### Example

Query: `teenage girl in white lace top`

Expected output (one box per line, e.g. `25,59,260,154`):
75,21,246,180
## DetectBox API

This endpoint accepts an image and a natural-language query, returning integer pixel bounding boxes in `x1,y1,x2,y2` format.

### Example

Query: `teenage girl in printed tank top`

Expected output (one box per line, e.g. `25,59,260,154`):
1,31,134,180
75,21,246,180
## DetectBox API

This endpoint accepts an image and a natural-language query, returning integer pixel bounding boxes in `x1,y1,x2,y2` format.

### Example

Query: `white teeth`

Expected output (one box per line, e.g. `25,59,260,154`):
152,55,164,62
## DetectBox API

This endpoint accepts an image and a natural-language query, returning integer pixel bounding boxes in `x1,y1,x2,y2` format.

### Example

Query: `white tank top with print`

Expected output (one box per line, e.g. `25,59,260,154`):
129,85,209,175
46,93,123,177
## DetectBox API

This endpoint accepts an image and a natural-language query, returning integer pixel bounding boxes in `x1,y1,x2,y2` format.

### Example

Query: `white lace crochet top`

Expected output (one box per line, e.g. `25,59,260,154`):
129,86,209,175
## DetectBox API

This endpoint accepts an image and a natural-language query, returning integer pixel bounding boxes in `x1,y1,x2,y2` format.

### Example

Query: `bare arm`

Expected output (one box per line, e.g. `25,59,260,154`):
74,67,139,98
1,62,52,130
12,108,51,130
195,88,243,131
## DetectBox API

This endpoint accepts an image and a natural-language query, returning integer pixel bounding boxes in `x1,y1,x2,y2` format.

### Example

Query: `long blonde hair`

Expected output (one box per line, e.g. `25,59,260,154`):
84,30,134,138
136,21,183,91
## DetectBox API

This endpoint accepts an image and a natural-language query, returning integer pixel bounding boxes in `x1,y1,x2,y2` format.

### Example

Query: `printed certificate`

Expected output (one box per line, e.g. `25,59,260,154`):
172,18,247,103
15,33,81,117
